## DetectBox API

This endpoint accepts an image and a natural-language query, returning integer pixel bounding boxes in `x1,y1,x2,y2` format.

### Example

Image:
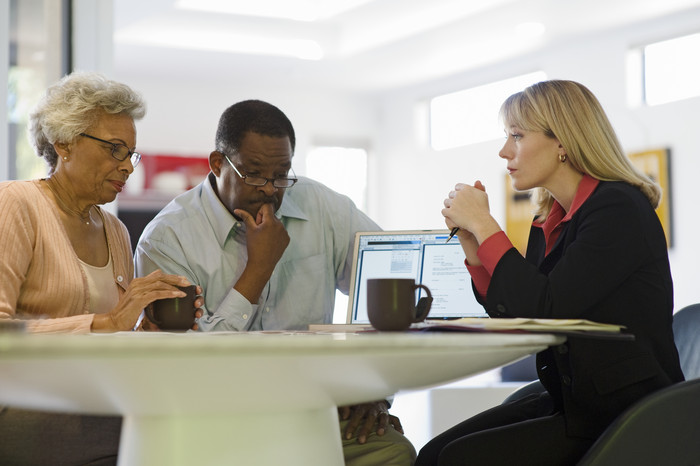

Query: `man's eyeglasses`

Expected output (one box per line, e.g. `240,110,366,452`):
80,133,142,168
223,153,297,188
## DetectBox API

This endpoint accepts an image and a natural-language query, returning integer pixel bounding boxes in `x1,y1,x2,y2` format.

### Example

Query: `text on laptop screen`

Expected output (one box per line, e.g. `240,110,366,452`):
347,231,488,323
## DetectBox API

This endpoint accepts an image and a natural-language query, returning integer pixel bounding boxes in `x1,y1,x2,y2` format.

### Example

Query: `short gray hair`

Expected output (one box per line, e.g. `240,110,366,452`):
28,71,146,173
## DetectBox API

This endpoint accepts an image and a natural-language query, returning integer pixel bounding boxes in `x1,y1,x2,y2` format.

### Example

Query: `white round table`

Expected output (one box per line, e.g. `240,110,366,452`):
0,331,563,465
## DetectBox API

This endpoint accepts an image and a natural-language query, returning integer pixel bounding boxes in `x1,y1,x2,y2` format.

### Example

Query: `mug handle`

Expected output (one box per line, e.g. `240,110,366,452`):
413,284,433,322
144,304,162,327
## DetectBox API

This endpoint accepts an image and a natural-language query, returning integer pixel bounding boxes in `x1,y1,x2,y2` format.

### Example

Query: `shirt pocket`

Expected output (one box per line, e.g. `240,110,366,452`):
270,254,334,326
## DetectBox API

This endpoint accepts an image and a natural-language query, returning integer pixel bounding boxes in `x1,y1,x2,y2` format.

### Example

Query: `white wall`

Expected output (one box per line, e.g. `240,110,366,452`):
118,77,378,159
73,0,114,74
115,8,700,311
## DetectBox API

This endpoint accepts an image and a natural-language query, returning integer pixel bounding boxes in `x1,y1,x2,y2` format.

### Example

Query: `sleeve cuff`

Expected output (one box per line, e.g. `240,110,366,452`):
198,288,257,331
477,231,516,276
24,314,94,334
466,262,490,299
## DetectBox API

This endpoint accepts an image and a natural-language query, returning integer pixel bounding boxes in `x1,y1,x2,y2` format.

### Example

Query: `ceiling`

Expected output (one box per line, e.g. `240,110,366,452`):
112,0,700,92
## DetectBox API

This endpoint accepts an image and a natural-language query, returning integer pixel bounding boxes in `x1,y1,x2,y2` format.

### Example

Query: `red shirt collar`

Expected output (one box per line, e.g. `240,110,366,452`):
534,174,600,241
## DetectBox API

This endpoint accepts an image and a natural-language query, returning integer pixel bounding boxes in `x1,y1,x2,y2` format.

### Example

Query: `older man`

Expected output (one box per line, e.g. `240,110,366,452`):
135,100,416,465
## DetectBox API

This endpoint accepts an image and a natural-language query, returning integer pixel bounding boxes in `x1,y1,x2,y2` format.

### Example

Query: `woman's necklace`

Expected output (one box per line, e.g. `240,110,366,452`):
44,178,94,225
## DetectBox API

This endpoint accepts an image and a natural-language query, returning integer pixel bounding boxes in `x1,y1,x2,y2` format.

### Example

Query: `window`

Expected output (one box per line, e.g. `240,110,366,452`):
8,0,70,180
305,145,369,323
305,145,368,211
630,32,700,106
430,71,547,151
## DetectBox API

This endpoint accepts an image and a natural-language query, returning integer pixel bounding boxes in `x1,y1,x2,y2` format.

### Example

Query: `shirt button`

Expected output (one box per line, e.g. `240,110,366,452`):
117,276,124,282
557,345,568,354
242,314,248,320
496,304,506,313
266,307,270,312
562,375,572,385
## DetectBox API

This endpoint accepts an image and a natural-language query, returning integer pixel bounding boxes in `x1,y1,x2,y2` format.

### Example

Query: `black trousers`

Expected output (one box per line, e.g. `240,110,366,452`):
0,406,121,465
415,392,593,466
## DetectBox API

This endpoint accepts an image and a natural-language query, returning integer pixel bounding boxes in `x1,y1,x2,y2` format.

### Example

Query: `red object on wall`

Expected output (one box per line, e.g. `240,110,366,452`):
140,153,211,191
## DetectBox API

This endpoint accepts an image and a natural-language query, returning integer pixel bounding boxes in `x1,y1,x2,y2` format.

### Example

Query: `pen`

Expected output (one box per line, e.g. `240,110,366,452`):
446,227,459,243
132,309,145,331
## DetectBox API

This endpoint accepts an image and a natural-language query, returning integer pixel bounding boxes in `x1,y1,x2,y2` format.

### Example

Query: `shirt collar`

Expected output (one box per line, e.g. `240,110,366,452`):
535,174,600,231
202,173,237,247
277,186,308,221
562,173,599,222
202,173,309,247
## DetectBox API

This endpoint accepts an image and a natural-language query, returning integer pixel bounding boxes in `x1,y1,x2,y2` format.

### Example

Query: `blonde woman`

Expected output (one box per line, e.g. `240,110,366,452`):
417,80,683,465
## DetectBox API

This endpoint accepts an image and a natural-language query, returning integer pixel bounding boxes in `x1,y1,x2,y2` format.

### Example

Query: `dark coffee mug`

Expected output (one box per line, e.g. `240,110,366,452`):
146,285,198,331
366,278,433,331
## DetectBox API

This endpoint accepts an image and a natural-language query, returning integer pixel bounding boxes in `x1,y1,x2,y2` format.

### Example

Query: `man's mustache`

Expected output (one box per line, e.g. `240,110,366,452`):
255,197,278,205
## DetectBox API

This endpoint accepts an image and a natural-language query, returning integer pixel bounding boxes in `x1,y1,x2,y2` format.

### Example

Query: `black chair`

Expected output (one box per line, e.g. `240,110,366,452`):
576,377,700,465
501,303,700,465
500,354,538,382
501,378,544,404
671,302,700,380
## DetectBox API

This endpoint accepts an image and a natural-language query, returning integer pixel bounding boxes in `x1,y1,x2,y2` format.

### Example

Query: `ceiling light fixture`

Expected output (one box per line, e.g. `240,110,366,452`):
114,28,324,60
515,22,546,39
175,0,373,22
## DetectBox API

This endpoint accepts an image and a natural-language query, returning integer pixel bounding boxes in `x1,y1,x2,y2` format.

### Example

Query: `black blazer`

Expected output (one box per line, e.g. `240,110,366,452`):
482,181,684,438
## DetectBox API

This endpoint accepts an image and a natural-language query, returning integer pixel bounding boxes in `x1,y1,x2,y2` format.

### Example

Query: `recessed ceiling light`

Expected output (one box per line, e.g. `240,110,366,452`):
114,28,324,60
515,22,546,38
175,0,374,22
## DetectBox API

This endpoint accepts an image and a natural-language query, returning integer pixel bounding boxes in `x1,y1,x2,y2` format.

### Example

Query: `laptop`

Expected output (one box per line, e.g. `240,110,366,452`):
345,230,488,324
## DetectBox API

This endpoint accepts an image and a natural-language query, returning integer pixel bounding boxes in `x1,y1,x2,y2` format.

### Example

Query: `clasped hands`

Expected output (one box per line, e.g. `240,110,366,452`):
442,180,500,245
339,401,404,444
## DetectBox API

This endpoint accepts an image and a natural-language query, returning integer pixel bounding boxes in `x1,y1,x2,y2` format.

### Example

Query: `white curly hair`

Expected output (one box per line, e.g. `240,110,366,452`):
28,71,146,174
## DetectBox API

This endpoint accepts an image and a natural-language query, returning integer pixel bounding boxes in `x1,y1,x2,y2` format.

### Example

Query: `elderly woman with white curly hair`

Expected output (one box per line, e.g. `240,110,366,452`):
0,71,202,464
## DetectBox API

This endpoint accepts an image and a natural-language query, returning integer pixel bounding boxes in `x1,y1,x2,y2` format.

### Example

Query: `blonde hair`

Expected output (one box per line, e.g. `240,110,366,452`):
28,71,146,174
499,80,660,220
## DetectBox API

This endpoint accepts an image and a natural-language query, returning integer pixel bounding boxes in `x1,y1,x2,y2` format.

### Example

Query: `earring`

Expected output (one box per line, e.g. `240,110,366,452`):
63,157,68,160
559,153,567,163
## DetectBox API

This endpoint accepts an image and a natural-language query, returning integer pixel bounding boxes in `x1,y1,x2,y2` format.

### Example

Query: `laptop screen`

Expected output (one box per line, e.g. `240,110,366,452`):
346,230,488,324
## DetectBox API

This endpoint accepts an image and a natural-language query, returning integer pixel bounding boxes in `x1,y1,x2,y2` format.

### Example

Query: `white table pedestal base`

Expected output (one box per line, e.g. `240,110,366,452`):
119,406,344,466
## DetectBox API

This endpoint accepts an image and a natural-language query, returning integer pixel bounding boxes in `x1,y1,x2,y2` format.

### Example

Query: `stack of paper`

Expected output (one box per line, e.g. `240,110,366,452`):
420,318,624,333
308,318,625,334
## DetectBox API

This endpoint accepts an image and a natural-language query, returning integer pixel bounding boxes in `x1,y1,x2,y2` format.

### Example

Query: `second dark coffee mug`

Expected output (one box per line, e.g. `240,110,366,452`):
366,278,433,331
146,284,198,331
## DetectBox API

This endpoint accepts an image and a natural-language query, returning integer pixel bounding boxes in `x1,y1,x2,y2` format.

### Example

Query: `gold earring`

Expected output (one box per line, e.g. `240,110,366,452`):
63,157,68,160
559,153,567,163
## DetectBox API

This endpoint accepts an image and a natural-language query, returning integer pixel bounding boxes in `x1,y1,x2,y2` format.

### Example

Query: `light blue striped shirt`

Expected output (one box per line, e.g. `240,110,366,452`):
134,174,379,331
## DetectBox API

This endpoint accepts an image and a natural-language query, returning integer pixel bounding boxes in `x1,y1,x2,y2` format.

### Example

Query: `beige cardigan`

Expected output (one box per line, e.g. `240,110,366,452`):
0,180,133,333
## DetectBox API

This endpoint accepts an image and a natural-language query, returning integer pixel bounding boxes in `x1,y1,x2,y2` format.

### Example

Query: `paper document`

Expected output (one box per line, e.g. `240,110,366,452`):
307,318,625,335
421,318,624,333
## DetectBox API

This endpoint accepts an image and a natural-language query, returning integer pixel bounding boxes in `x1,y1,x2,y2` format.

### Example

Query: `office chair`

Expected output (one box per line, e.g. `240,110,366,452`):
500,354,538,382
576,377,700,465
501,303,700,465
671,302,700,380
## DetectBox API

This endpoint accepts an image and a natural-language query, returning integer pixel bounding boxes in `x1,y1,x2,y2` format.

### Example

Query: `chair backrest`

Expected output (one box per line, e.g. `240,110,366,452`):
576,378,700,465
672,303,700,380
